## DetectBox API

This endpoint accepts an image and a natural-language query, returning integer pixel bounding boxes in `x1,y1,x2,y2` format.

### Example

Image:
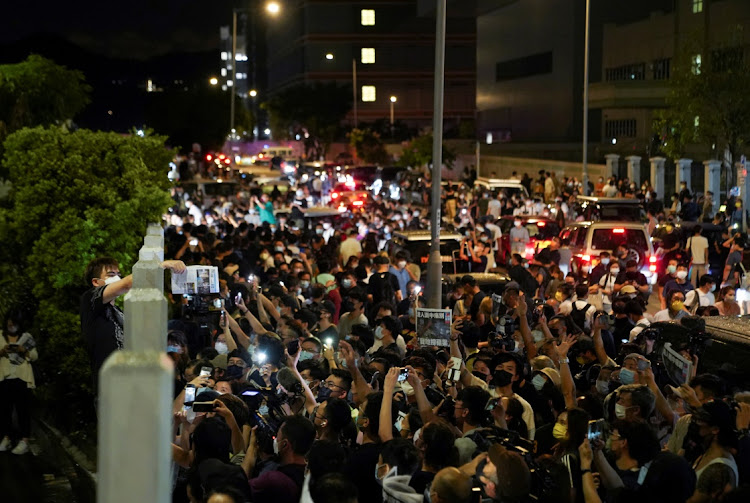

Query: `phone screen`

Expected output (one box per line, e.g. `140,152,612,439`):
398,368,409,382
588,419,606,442
448,357,462,382
200,367,212,378
184,386,196,404
190,238,199,247
637,359,651,372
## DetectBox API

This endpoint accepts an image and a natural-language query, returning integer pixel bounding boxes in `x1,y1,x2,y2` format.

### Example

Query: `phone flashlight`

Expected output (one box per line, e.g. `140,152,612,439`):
256,352,267,363
325,337,333,347
413,286,422,295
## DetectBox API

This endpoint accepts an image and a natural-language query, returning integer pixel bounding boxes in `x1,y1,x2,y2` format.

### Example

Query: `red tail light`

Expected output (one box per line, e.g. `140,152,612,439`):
649,265,657,272
649,256,657,263
613,228,625,234
224,158,231,164
331,192,339,199
206,154,213,161
353,200,364,206
536,221,546,227
219,154,225,159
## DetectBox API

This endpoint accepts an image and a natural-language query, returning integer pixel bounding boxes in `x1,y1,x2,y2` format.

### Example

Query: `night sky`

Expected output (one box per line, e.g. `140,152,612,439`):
1,0,233,60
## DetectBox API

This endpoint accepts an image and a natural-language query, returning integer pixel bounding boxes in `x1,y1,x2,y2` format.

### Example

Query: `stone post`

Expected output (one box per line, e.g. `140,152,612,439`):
649,157,666,200
626,155,641,187
604,154,620,179
703,160,721,216
676,158,693,195
98,223,172,503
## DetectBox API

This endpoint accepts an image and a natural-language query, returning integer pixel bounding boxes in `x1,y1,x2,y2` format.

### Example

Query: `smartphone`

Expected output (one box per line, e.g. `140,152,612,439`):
184,385,196,405
190,238,199,247
448,357,462,382
241,389,260,397
588,419,606,442
287,339,300,355
398,367,409,382
200,367,212,378
213,298,223,309
485,398,499,411
369,371,381,387
192,402,216,413
637,359,651,372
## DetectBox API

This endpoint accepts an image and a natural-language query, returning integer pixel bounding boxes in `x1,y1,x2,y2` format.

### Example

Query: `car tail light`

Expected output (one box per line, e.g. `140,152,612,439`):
353,200,364,206
613,228,625,234
649,264,657,272
219,154,225,159
537,221,546,227
224,158,231,164
331,192,339,199
206,154,213,161
649,256,657,263
582,254,591,262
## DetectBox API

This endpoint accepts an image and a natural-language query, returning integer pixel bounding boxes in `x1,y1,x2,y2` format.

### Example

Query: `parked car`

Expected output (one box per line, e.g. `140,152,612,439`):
329,180,370,210
497,216,560,263
441,272,510,308
560,221,657,286
576,196,644,222
387,230,463,274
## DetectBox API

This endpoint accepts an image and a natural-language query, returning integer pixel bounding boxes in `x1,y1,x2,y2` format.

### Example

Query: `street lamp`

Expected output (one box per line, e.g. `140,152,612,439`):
582,0,591,194
389,96,397,138
266,2,280,15
325,52,357,127
209,77,219,85
325,53,334,60
249,89,257,97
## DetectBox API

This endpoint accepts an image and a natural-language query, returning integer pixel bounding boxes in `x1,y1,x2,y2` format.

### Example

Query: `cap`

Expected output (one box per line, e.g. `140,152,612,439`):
620,285,637,294
504,281,521,293
211,354,228,370
539,367,561,388
487,444,531,501
319,300,336,315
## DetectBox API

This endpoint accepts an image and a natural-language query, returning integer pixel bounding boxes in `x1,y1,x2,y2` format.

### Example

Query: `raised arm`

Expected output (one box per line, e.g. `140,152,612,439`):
219,312,238,353
554,334,578,410
236,295,269,336
516,294,537,360
591,316,611,366
379,367,400,442
223,307,251,349
579,440,603,503
339,340,372,406
213,399,245,455
284,349,318,415
643,366,677,427
259,293,281,323
407,365,437,425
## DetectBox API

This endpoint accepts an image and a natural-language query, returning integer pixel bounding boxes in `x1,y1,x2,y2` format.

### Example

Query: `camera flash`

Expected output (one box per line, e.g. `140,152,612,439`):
256,352,267,363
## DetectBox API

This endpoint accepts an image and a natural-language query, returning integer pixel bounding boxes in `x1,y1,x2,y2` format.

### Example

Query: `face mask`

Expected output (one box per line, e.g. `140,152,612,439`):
104,275,121,285
667,265,677,274
273,437,279,455
671,300,685,312
258,404,270,416
555,292,564,302
492,370,513,388
615,403,628,419
225,365,244,381
341,279,352,289
299,350,315,362
531,374,547,391
711,284,716,292
317,385,333,403
400,381,415,396
275,246,284,253
398,261,407,269
523,262,529,269
726,295,736,302
601,258,610,265
514,221,522,227
215,342,229,355
407,308,415,317
552,423,568,440
300,280,310,289
260,252,270,260
619,368,635,385
7,325,18,335
375,327,384,340
610,268,620,275
596,380,610,395
676,270,688,280
316,228,324,235
576,356,587,366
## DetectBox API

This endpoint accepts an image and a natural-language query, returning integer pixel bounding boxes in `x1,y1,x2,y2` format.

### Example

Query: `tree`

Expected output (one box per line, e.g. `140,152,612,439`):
263,82,352,159
0,55,91,177
653,26,750,187
347,128,390,165
397,133,456,170
0,126,173,430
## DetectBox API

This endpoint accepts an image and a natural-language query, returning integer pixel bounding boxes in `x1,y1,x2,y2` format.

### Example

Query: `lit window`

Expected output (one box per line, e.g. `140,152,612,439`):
361,9,375,26
235,53,247,62
221,68,227,77
361,48,375,64
221,52,229,61
693,0,703,14
361,85,376,102
692,54,702,75
227,80,234,87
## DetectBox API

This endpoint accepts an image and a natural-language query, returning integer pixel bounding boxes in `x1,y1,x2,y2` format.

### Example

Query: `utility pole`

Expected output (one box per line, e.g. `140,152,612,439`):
352,58,358,128
581,0,591,195
230,10,238,138
427,0,446,309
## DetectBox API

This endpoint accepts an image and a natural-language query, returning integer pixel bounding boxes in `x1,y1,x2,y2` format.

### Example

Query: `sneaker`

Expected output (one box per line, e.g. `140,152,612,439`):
12,440,29,455
0,437,9,451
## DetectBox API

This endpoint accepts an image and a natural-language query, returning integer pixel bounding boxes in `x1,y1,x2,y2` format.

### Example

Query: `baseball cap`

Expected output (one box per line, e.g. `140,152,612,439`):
620,285,637,294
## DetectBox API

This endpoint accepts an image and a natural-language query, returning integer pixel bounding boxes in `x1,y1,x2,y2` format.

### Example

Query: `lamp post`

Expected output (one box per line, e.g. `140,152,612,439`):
389,96,397,137
581,0,591,194
352,58,358,128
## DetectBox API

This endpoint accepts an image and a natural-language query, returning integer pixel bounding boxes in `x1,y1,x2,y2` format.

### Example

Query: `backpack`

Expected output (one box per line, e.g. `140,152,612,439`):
570,302,591,333
375,271,397,305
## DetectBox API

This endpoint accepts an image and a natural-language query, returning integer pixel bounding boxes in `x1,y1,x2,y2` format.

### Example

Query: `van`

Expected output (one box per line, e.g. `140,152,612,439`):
576,196,644,222
258,146,295,160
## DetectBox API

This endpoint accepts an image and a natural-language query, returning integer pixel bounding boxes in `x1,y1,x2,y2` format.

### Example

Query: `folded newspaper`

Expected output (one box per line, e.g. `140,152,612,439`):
171,266,220,295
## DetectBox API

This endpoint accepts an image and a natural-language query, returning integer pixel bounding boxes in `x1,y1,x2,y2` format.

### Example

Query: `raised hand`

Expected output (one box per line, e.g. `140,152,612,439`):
555,334,578,359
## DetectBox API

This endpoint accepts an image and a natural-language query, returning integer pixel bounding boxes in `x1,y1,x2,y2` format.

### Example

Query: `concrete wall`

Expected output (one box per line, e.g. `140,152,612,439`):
466,154,606,182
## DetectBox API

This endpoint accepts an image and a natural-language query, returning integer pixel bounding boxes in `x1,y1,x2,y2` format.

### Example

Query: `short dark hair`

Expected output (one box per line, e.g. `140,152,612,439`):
192,417,232,465
84,257,119,285
626,259,638,268
575,283,588,299
330,368,353,391
404,356,435,383
347,288,367,304
379,315,402,336
460,275,477,287
306,440,348,480
297,359,328,381
381,438,420,475
456,386,491,426
280,415,316,456
624,300,644,316
698,274,715,287
689,374,725,398
611,420,660,466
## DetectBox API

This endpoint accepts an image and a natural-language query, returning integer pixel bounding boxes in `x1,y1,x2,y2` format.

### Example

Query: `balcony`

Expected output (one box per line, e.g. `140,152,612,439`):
588,80,669,109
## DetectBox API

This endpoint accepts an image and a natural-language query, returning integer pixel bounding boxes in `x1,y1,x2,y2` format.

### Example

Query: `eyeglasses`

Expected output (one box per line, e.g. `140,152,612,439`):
321,381,346,392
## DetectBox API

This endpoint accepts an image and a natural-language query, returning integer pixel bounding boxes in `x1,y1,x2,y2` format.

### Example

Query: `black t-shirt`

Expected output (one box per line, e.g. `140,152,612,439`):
345,442,383,503
409,470,435,496
661,232,679,250
468,290,487,321
80,285,124,388
368,271,399,305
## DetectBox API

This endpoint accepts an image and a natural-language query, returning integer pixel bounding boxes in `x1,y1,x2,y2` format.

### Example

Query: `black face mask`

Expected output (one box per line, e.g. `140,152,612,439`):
224,365,244,381
317,385,332,403
492,370,514,388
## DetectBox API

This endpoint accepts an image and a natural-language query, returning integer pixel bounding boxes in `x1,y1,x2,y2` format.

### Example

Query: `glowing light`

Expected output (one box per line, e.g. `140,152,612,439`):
266,2,280,15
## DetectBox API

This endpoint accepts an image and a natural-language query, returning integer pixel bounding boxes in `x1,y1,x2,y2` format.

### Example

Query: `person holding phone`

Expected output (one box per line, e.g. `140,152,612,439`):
0,310,38,455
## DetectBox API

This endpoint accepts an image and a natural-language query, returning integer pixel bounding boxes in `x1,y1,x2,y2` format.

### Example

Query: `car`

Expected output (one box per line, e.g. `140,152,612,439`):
329,180,370,210
180,179,239,209
371,166,407,199
343,165,379,185
387,230,464,274
441,272,510,307
497,216,561,263
560,221,657,286
473,178,530,199
575,196,644,222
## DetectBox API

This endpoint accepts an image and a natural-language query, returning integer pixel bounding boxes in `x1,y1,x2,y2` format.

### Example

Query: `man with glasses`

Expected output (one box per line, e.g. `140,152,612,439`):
316,369,352,403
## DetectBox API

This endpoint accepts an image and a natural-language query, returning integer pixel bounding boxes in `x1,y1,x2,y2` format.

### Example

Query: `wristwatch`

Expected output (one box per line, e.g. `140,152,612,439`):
559,358,570,364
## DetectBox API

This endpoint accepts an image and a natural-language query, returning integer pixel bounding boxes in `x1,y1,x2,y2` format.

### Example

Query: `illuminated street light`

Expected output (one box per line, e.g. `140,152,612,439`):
266,2,280,15
209,77,219,85
325,53,334,60
390,96,397,103
249,89,258,97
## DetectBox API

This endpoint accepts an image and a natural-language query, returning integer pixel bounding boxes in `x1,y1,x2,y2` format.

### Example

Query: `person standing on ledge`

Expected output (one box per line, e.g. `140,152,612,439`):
80,256,186,391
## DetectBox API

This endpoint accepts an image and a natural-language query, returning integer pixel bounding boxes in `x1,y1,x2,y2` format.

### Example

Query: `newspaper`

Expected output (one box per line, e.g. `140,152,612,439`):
415,308,452,347
171,266,220,295
661,342,693,386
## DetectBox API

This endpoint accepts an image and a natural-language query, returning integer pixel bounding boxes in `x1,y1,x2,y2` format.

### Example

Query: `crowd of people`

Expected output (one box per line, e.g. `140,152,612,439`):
66,166,750,503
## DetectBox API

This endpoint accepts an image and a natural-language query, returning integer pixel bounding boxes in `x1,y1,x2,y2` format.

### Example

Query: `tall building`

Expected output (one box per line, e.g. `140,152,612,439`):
263,0,476,129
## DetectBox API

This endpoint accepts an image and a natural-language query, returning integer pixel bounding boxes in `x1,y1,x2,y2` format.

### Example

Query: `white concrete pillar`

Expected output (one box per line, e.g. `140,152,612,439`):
99,223,172,503
626,155,641,187
649,157,666,200
703,160,721,216
604,154,620,179
676,158,693,195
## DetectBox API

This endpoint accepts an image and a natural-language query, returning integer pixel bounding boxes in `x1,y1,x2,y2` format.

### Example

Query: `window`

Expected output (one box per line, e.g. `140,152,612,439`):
605,119,637,139
361,48,375,64
221,52,229,61
693,0,703,14
692,54,702,75
361,9,375,26
652,58,671,80
591,229,647,253
361,85,376,102
495,51,553,81
221,68,227,77
605,63,646,81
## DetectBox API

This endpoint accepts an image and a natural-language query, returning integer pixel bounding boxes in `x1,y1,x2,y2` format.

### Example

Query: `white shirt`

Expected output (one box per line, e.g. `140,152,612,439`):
339,237,362,265
487,199,502,217
485,222,503,249
559,299,573,316
687,235,709,265
629,318,651,341
685,289,715,310
571,299,597,331
653,308,688,322
603,185,619,197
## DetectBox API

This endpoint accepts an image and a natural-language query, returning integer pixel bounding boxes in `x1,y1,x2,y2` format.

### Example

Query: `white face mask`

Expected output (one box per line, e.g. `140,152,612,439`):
375,326,384,340
610,268,620,275
676,270,688,280
273,437,279,455
398,261,407,269
104,275,121,285
400,381,415,396
215,342,229,355
614,403,628,419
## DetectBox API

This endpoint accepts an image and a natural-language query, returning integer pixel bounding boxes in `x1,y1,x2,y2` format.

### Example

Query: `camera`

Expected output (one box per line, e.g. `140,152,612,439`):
192,401,216,413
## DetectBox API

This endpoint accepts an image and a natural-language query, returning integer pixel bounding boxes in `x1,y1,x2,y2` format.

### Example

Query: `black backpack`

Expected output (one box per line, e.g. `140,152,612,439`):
570,302,591,333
